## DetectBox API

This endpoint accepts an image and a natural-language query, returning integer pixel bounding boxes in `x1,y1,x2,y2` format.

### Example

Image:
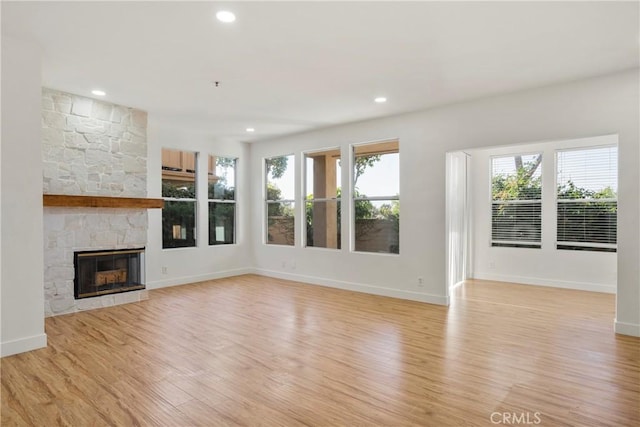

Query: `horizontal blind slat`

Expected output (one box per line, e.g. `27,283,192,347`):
556,146,617,251
491,154,543,246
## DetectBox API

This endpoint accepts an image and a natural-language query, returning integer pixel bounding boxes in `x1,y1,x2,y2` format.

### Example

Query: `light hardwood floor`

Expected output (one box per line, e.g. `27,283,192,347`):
1,275,638,426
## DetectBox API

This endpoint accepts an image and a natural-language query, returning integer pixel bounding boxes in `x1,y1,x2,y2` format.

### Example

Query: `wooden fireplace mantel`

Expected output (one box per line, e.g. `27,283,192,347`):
43,194,164,209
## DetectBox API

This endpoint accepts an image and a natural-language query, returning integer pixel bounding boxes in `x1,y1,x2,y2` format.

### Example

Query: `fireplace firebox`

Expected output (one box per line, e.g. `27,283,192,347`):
74,248,145,299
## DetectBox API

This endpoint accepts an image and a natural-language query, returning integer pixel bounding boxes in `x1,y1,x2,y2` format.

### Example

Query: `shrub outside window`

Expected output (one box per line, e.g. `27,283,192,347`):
556,146,617,252
266,155,295,246
352,140,399,254
491,153,542,248
209,156,237,245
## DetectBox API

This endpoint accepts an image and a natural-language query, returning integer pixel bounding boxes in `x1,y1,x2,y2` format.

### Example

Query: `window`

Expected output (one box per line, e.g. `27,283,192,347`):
305,149,341,249
266,154,295,246
352,140,399,254
162,149,197,248
556,146,617,252
491,153,542,248
209,156,236,245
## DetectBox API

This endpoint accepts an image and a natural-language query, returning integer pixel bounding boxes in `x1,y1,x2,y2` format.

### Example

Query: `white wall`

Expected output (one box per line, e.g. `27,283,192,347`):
251,136,448,304
469,135,618,293
1,45,637,360
249,69,639,335
145,120,253,288
1,37,47,356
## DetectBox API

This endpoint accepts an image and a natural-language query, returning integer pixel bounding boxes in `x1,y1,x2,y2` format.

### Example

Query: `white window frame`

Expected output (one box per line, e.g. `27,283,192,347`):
162,149,198,249
208,155,237,246
350,139,400,255
490,152,543,249
264,154,295,246
303,147,342,250
555,144,617,252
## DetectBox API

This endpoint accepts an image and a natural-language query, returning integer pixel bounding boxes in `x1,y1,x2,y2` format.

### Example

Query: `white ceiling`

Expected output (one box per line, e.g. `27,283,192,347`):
2,1,639,143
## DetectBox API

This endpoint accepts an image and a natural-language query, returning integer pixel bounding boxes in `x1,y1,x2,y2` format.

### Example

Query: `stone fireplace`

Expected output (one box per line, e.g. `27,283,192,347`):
42,88,150,316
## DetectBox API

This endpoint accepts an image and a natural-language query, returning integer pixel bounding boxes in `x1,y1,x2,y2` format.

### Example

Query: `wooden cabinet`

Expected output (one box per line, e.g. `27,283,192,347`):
161,148,196,182
208,155,216,175
182,152,196,173
162,149,183,171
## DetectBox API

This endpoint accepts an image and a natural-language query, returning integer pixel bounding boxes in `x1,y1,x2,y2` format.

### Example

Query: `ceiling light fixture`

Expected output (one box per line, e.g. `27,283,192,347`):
246,128,255,133
216,11,236,23
374,97,387,103
91,90,106,96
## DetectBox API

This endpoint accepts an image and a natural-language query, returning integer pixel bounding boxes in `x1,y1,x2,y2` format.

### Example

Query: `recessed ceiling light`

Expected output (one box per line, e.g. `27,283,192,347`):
374,97,387,103
91,90,106,96
246,128,255,133
216,11,236,23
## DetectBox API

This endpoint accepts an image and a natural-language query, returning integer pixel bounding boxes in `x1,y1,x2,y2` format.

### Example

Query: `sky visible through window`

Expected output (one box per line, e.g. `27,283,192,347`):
268,157,295,200
492,148,617,193
492,154,542,179
305,157,341,197
303,154,400,197
215,159,235,188
557,146,617,193
356,153,399,197
271,154,400,200
273,148,615,200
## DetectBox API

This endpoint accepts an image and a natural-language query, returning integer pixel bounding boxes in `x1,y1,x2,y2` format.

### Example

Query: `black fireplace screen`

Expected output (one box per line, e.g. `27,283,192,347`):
74,248,145,299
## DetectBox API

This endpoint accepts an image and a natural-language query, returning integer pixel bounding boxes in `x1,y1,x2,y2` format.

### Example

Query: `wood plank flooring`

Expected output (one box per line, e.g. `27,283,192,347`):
1,275,638,426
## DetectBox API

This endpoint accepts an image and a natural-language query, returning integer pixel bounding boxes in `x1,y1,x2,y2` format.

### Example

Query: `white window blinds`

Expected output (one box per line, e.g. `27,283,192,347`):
556,146,617,252
491,154,542,248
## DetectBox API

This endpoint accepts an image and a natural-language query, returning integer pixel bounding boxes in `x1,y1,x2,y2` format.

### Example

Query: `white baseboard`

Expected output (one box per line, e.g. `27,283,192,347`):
1,333,47,358
614,320,640,337
252,268,449,305
146,267,253,289
473,272,615,294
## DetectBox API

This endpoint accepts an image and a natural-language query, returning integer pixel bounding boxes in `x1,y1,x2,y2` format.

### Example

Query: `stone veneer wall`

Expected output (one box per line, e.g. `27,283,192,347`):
42,88,147,195
42,88,149,316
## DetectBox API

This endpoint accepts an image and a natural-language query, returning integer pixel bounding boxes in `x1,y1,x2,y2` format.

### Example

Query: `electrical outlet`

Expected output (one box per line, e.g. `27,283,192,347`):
489,262,496,269
162,266,168,274
417,277,424,287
